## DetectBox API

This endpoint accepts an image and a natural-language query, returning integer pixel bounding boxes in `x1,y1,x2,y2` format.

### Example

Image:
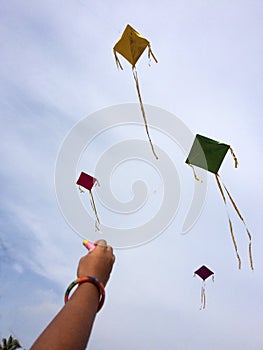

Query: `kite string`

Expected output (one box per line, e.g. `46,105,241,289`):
220,178,254,270
132,67,158,160
215,174,242,270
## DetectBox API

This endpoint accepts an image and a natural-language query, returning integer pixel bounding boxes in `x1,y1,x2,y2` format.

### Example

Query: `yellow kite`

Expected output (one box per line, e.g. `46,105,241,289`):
113,24,158,159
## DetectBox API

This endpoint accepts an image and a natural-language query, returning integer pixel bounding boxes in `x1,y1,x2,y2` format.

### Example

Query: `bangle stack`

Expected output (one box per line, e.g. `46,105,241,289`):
64,276,105,312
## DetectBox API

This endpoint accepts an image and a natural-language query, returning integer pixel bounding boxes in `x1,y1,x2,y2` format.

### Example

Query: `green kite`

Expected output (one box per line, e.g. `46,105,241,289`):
186,134,253,270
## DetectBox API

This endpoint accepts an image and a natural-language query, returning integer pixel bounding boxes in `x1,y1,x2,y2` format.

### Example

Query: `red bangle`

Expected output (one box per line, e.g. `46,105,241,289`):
64,276,105,312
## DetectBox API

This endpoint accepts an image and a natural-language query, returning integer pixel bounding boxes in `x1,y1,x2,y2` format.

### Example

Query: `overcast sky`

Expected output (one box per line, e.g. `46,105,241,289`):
1,1,263,349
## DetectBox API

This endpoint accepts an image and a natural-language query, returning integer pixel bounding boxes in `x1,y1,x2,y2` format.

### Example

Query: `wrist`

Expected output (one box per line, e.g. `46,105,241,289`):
76,280,100,302
64,276,105,312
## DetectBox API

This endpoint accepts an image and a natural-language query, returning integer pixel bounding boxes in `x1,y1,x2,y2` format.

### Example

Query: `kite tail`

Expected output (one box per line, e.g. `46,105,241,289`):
200,282,206,310
229,147,239,168
228,217,242,270
188,164,203,183
222,182,254,270
147,44,158,66
113,50,123,70
215,174,242,270
89,190,101,232
249,242,254,271
132,67,158,160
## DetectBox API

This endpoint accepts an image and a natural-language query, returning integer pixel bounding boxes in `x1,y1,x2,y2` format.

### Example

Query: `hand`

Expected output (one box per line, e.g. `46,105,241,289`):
77,240,115,286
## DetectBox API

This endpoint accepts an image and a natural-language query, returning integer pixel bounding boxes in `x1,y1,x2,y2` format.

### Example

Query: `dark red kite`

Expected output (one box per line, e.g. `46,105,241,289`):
194,265,214,281
76,172,101,231
194,265,214,309
77,172,96,191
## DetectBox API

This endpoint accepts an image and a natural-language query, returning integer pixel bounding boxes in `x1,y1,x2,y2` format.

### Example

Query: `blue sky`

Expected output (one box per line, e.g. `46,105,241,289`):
1,1,263,349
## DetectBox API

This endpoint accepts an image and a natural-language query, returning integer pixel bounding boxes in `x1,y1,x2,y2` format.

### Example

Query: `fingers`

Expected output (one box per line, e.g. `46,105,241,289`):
95,239,107,247
77,239,115,285
93,240,115,261
94,240,114,253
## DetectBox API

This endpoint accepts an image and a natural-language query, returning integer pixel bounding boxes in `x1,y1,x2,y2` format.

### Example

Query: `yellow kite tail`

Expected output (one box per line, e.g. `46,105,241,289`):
215,174,242,269
113,50,123,70
222,181,254,270
132,67,158,160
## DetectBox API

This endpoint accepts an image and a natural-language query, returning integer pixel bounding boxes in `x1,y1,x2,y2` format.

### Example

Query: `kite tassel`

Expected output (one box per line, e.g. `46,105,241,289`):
147,44,158,66
249,242,254,271
188,164,203,183
113,50,123,70
94,179,100,188
132,67,158,160
78,186,85,193
229,147,239,168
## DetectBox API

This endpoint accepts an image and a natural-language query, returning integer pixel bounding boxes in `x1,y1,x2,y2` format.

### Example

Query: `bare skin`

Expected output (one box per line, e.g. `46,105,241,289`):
30,240,115,350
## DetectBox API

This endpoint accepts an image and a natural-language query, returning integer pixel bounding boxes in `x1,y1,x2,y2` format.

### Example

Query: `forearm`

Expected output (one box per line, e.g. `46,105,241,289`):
31,240,115,350
30,283,100,350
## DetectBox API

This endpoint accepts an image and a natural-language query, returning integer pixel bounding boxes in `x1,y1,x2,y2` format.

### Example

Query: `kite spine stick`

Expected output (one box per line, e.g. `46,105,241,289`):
229,147,239,168
215,174,242,270
132,67,158,160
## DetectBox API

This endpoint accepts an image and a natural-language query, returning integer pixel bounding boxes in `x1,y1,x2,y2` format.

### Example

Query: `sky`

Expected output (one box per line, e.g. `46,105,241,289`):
0,0,263,349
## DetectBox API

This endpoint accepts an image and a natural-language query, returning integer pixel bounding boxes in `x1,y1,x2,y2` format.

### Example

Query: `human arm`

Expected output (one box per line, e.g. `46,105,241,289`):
30,240,115,350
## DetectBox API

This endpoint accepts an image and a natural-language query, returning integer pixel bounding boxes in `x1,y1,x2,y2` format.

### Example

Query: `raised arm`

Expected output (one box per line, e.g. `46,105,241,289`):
31,240,115,350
